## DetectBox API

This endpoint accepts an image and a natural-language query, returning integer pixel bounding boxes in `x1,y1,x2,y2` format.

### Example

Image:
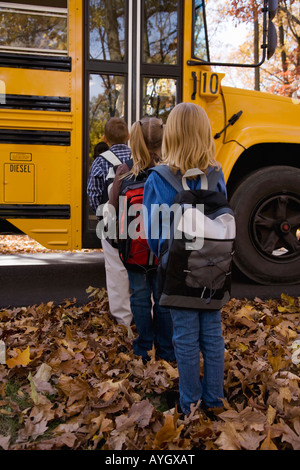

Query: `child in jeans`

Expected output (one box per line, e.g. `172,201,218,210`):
109,117,175,363
143,103,227,414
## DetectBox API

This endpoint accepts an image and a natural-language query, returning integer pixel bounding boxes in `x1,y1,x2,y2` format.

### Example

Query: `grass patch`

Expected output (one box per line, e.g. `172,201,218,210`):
0,378,32,443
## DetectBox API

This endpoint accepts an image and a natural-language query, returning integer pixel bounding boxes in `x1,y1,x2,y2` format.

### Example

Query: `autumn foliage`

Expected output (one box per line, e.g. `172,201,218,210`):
0,287,299,451
226,0,300,97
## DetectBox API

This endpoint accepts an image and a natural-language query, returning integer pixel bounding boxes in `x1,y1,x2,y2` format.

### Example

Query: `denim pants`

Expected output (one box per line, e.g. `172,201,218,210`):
127,270,175,362
170,308,224,414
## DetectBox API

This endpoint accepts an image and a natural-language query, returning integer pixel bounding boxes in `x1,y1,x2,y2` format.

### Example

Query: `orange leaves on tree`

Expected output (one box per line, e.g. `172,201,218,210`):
226,0,261,22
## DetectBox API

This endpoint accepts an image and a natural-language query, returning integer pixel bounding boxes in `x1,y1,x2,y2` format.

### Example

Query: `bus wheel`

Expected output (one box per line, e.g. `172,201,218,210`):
230,166,300,285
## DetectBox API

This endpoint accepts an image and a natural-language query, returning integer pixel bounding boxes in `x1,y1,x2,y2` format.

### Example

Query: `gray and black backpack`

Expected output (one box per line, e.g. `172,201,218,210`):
151,165,236,310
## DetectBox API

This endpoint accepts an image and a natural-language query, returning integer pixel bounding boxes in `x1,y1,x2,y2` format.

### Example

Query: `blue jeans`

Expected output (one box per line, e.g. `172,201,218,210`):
170,308,224,414
128,270,175,362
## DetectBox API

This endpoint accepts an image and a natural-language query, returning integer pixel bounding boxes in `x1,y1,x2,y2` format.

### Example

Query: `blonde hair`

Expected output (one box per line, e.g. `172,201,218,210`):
129,116,164,176
162,102,219,175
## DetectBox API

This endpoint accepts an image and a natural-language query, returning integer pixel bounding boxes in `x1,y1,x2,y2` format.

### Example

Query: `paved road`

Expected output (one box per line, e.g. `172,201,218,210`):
0,252,299,308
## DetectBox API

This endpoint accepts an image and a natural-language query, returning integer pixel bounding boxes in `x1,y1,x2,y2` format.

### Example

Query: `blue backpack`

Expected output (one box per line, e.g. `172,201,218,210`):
150,165,236,310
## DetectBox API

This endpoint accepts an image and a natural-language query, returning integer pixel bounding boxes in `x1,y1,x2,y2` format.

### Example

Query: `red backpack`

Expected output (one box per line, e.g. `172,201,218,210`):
118,164,158,273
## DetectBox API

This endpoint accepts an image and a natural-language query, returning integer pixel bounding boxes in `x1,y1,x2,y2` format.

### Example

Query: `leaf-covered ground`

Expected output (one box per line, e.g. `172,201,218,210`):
0,234,101,254
0,286,299,451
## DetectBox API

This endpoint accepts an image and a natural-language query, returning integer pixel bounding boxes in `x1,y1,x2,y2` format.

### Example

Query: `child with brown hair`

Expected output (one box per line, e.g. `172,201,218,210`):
87,117,133,328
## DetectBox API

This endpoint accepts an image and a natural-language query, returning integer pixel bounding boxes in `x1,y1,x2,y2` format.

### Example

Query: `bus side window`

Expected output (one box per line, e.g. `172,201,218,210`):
193,0,209,61
0,1,68,56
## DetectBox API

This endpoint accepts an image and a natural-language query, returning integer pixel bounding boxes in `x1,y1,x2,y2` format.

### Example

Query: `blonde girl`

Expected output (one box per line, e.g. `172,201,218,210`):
130,116,164,175
143,103,227,415
162,100,220,174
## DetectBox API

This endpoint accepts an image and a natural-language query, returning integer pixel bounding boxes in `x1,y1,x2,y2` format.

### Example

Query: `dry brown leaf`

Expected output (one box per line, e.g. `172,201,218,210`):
281,418,300,450
0,435,10,450
18,411,49,441
127,399,154,428
57,375,91,406
238,428,266,450
266,405,277,425
260,430,278,450
215,422,242,450
6,346,31,368
153,415,184,449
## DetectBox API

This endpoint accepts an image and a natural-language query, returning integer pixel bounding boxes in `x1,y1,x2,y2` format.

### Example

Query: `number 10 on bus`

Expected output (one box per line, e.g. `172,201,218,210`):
200,71,224,97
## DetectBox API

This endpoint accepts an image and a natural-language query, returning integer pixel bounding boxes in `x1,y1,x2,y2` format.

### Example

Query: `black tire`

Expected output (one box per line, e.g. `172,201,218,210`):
230,166,300,285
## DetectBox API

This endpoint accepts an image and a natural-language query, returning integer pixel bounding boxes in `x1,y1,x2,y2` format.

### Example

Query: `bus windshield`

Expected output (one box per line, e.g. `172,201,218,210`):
192,0,261,67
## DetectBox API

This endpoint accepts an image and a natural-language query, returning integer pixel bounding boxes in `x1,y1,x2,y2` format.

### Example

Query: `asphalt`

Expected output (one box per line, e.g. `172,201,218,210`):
0,252,299,308
0,252,106,308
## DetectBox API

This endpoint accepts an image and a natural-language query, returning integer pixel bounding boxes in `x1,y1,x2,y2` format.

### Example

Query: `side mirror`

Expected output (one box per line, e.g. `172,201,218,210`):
269,0,278,20
267,0,278,59
267,20,277,59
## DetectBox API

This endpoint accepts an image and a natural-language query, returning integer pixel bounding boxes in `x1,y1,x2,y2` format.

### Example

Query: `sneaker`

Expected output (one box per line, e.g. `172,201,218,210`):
163,391,184,415
201,403,224,421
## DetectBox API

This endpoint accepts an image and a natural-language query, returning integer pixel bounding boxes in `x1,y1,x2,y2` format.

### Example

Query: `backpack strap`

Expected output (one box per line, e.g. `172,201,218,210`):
151,165,183,192
101,151,124,200
125,159,134,171
182,168,208,190
151,165,221,192
103,151,126,187
207,168,221,191
99,149,122,166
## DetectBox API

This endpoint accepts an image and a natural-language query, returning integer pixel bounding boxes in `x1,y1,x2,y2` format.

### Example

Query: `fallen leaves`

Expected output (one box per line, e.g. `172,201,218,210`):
6,346,31,369
153,414,184,449
0,234,101,254
0,290,299,450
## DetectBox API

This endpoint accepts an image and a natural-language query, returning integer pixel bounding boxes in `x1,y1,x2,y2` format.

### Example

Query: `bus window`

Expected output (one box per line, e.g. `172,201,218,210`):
0,1,68,56
88,73,125,160
143,0,178,65
141,0,181,121
142,77,177,120
193,0,209,62
89,0,126,62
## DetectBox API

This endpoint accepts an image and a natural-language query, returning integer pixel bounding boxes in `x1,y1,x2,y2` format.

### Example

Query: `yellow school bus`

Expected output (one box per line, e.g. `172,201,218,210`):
0,0,299,285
